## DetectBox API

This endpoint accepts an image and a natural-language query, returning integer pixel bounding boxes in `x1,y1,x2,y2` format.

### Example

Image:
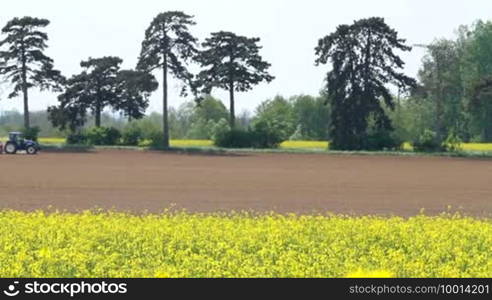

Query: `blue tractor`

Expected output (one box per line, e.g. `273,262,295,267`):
3,132,40,155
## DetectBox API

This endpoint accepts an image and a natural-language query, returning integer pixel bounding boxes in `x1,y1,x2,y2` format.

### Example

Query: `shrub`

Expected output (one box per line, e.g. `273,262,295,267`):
85,127,121,146
214,129,254,148
122,124,144,146
213,124,284,149
412,130,444,152
211,118,230,141
22,126,41,142
366,131,403,151
443,131,463,152
147,130,165,148
66,132,87,145
251,119,284,148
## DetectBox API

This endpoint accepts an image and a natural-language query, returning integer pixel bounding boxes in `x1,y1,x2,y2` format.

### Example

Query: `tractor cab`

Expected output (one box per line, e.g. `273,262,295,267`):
4,132,39,155
9,132,24,144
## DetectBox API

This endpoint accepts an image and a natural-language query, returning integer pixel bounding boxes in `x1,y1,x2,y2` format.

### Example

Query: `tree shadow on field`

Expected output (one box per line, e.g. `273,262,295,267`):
41,145,96,154
147,147,252,157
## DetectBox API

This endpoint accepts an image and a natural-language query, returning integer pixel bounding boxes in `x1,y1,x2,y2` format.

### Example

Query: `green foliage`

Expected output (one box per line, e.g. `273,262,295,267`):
464,21,492,142
388,98,436,144
291,95,331,141
137,11,198,148
0,17,64,128
365,130,403,151
315,17,416,151
194,96,229,122
251,119,284,148
66,133,87,145
213,129,255,148
121,123,144,146
412,130,444,152
187,119,216,140
21,126,40,142
85,127,121,146
197,31,274,128
418,39,465,142
211,118,230,141
147,130,165,148
50,56,123,129
115,70,158,121
253,96,295,141
1,110,65,138
444,131,463,152
185,97,229,139
213,122,283,149
49,57,157,132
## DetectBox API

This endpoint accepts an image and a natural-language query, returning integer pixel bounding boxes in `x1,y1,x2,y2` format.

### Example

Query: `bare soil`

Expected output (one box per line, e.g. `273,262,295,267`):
1,150,491,216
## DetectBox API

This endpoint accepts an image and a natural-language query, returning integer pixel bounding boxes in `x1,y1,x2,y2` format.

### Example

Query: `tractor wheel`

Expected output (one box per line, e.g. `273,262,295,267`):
26,146,38,155
4,142,17,155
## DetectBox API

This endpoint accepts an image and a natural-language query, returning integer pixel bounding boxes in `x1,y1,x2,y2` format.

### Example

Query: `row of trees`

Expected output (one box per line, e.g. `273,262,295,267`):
313,17,492,150
0,94,329,141
1,13,492,150
0,12,274,148
414,20,492,143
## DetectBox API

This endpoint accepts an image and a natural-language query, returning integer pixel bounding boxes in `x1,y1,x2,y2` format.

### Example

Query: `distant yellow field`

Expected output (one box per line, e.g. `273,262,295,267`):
38,137,66,144
403,143,492,152
462,143,492,151
280,141,329,149
170,140,214,147
282,141,492,152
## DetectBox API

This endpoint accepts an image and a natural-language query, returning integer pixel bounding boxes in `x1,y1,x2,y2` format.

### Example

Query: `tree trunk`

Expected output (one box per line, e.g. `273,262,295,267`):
21,49,30,129
484,109,492,142
435,58,445,142
229,81,235,129
95,102,101,127
22,83,29,129
162,53,170,148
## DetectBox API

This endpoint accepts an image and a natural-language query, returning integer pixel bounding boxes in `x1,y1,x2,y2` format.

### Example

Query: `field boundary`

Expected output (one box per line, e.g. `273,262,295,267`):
39,143,492,159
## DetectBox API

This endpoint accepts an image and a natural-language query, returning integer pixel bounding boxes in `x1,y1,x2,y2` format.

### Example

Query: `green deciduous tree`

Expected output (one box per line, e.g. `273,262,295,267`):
253,96,295,142
0,17,64,129
137,11,198,148
291,95,331,141
315,17,416,150
417,39,465,142
197,31,274,128
462,21,492,141
179,96,229,139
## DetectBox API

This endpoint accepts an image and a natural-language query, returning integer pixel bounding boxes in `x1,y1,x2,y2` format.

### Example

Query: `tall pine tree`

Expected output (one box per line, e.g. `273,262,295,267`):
137,11,198,148
197,31,274,128
0,17,64,128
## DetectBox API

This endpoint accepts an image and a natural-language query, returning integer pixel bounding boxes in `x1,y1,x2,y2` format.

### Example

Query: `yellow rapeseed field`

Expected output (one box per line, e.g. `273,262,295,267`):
283,141,492,152
38,137,66,145
461,143,492,152
170,140,214,147
0,211,490,278
280,141,329,149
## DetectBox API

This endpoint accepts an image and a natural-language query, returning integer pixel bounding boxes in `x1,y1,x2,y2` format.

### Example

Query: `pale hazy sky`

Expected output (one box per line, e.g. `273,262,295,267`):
1,0,492,115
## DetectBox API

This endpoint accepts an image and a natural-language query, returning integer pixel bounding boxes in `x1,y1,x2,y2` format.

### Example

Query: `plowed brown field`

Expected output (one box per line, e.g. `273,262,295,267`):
1,150,491,216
